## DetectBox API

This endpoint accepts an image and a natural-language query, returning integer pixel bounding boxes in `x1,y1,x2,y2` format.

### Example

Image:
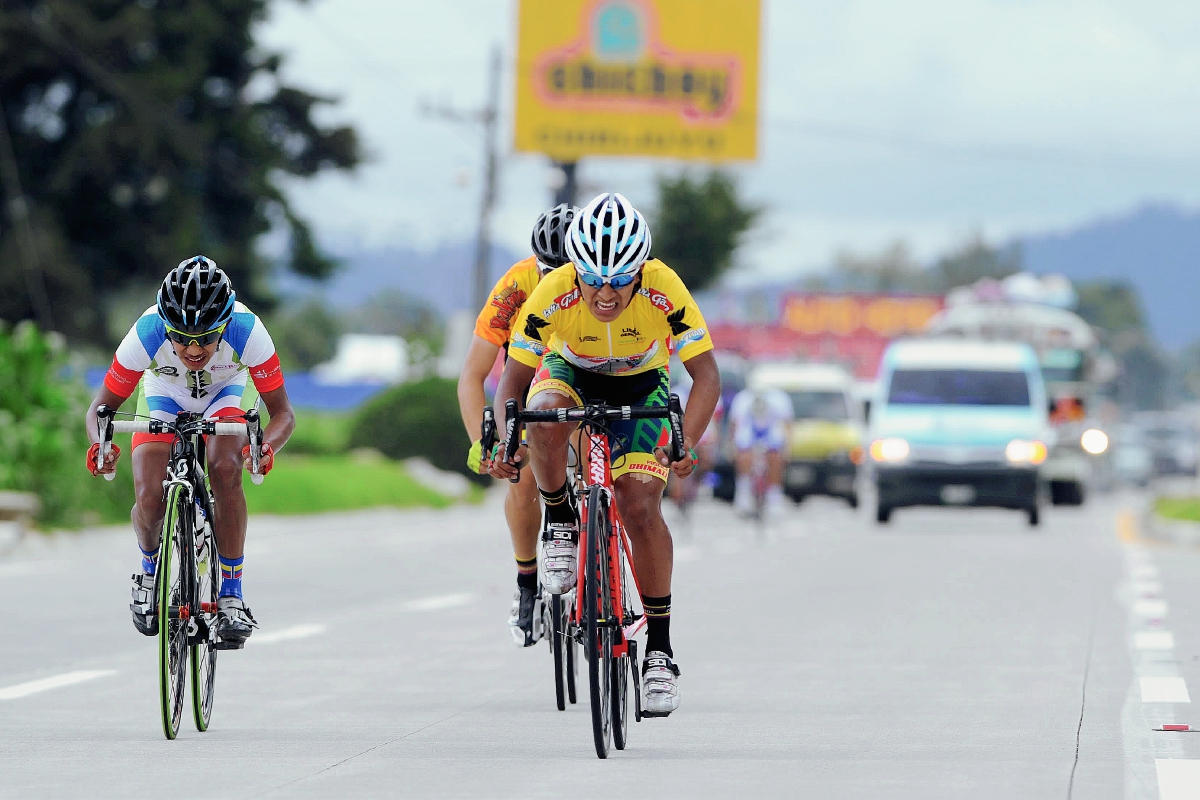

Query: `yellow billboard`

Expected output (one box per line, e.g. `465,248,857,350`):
514,0,761,162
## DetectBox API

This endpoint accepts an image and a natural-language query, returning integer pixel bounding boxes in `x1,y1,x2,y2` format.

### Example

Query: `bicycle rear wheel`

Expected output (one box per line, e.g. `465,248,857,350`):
551,592,568,711
190,508,218,731
585,485,613,759
157,484,189,740
611,547,632,750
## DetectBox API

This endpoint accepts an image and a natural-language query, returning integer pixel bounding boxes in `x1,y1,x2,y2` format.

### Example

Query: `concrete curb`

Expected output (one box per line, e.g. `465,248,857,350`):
0,522,23,557
1140,502,1200,548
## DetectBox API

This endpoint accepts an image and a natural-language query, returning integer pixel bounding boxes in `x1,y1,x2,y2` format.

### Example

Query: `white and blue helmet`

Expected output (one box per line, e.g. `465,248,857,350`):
565,193,652,282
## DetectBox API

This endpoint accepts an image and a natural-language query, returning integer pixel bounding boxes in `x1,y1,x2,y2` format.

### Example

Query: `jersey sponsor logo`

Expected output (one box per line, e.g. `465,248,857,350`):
675,327,707,347
210,363,237,371
543,287,580,317
588,437,608,485
579,335,600,342
561,340,659,375
620,327,641,338
513,336,548,356
639,287,674,314
186,370,211,400
666,307,691,336
153,365,179,377
523,315,551,342
488,282,527,331
626,460,669,478
251,365,279,381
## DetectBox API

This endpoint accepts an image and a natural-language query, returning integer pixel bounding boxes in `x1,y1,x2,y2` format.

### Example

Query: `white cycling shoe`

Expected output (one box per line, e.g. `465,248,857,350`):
641,651,681,717
508,586,545,647
540,522,578,595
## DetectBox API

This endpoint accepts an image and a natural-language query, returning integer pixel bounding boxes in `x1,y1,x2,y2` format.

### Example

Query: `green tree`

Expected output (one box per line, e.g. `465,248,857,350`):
650,171,760,290
929,234,1022,290
0,0,360,344
1075,281,1168,410
268,299,341,372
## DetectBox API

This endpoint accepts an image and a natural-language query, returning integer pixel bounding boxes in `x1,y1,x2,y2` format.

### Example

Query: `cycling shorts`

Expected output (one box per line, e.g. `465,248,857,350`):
528,352,671,483
733,422,787,453
130,378,249,450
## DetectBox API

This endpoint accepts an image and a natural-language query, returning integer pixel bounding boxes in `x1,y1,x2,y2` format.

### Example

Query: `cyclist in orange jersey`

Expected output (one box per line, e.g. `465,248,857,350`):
458,204,576,647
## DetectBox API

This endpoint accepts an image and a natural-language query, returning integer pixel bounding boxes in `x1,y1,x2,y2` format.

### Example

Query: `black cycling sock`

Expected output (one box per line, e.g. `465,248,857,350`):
642,593,672,658
540,482,575,526
516,556,538,591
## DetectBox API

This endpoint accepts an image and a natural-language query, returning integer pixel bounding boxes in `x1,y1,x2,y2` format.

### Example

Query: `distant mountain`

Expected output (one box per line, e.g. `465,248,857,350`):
1017,204,1200,348
278,241,525,314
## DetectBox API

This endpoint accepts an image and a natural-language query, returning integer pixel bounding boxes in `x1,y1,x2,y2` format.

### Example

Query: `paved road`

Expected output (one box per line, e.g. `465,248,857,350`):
2,487,1199,799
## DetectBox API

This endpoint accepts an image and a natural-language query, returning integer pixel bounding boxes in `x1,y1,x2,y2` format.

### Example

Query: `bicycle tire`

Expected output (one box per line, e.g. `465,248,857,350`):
611,547,631,750
585,485,613,759
566,610,578,705
551,592,567,711
190,506,218,731
157,484,189,740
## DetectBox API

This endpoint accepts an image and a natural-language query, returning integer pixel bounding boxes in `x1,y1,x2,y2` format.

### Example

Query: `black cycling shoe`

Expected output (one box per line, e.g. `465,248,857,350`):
508,586,544,647
214,595,257,650
130,572,158,637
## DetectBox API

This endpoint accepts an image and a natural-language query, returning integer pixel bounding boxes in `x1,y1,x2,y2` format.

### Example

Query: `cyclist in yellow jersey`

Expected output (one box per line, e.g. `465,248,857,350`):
458,204,576,647
491,193,721,717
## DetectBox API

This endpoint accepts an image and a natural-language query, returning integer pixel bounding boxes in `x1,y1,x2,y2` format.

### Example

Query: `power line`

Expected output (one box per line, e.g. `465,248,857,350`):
768,116,1196,170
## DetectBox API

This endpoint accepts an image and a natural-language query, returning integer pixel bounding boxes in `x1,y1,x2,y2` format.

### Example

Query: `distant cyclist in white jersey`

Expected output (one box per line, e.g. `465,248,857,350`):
727,384,794,515
85,256,296,646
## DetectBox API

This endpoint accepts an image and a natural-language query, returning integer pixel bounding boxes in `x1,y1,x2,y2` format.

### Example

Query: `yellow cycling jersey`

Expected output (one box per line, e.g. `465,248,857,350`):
509,259,714,376
473,256,542,347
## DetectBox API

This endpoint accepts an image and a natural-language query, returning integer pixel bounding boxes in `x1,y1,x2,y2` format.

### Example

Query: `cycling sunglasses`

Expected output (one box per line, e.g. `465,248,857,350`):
576,270,639,290
165,322,227,347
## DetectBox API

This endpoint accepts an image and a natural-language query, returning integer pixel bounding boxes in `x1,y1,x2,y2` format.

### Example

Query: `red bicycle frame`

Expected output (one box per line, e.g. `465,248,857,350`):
572,429,645,658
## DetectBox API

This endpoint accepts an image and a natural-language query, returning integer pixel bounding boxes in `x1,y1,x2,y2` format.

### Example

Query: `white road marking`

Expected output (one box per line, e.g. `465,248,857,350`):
0,670,116,700
1136,600,1170,617
1155,759,1200,800
1141,677,1191,704
1133,565,1161,580
400,593,475,612
1134,581,1164,597
1137,632,1177,650
253,623,326,645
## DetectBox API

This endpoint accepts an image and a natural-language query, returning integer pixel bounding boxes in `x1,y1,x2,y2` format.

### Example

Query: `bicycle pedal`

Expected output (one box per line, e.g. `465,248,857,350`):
641,710,672,718
212,639,245,651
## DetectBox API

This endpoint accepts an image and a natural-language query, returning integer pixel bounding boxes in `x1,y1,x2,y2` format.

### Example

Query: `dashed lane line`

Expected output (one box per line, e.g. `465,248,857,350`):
399,592,475,612
253,623,327,645
1154,760,1200,800
1137,632,1177,651
1141,678,1192,704
0,670,116,701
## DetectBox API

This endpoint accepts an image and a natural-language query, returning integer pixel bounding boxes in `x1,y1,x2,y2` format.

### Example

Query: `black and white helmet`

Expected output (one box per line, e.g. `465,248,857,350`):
565,193,652,282
157,256,235,333
531,203,577,272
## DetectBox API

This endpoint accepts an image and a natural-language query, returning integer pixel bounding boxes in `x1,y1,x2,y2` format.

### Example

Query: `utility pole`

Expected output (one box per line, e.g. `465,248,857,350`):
422,45,503,312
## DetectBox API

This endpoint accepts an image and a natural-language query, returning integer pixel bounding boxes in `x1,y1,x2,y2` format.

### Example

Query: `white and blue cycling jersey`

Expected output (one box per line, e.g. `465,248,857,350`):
729,388,794,452
104,303,284,422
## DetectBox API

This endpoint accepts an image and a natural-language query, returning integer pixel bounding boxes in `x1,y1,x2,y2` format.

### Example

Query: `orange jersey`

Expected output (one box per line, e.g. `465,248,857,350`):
474,256,542,347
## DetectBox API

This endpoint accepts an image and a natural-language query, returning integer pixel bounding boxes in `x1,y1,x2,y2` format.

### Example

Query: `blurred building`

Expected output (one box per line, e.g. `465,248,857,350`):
313,335,409,385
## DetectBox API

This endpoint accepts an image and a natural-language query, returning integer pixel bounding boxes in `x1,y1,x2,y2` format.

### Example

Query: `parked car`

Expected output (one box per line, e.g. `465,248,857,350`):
1134,413,1199,477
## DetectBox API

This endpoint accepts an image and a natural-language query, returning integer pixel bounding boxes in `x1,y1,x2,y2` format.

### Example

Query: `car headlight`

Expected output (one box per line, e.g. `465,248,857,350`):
1081,428,1109,455
1006,439,1048,465
870,438,910,463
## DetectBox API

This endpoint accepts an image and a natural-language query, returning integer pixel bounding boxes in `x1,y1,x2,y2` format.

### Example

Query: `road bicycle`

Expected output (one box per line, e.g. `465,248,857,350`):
94,403,266,740
498,395,685,758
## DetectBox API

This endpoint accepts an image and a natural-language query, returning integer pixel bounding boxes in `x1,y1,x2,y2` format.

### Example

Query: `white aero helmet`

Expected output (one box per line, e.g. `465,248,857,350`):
565,192,652,284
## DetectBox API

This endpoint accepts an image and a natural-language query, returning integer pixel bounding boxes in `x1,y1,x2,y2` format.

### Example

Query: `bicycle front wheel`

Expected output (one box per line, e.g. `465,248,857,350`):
190,509,218,731
157,484,189,740
585,485,613,759
551,592,568,711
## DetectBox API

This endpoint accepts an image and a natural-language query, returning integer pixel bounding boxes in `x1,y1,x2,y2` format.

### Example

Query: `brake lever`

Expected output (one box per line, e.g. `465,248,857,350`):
503,399,522,484
245,397,264,485
667,393,686,465
96,404,116,482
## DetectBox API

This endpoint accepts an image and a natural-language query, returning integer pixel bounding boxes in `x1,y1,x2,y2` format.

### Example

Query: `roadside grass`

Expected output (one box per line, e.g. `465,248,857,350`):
242,453,462,515
1155,496,1200,523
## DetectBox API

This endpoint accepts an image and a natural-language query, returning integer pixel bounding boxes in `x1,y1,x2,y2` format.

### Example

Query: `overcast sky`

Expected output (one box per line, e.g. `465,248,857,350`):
258,0,1200,280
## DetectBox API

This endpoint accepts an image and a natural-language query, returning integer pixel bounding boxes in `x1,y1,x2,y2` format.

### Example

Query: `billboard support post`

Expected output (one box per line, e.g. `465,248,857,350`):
552,160,578,208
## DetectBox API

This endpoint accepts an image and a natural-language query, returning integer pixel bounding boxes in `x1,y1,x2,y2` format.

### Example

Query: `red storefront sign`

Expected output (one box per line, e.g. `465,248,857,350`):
708,294,943,380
